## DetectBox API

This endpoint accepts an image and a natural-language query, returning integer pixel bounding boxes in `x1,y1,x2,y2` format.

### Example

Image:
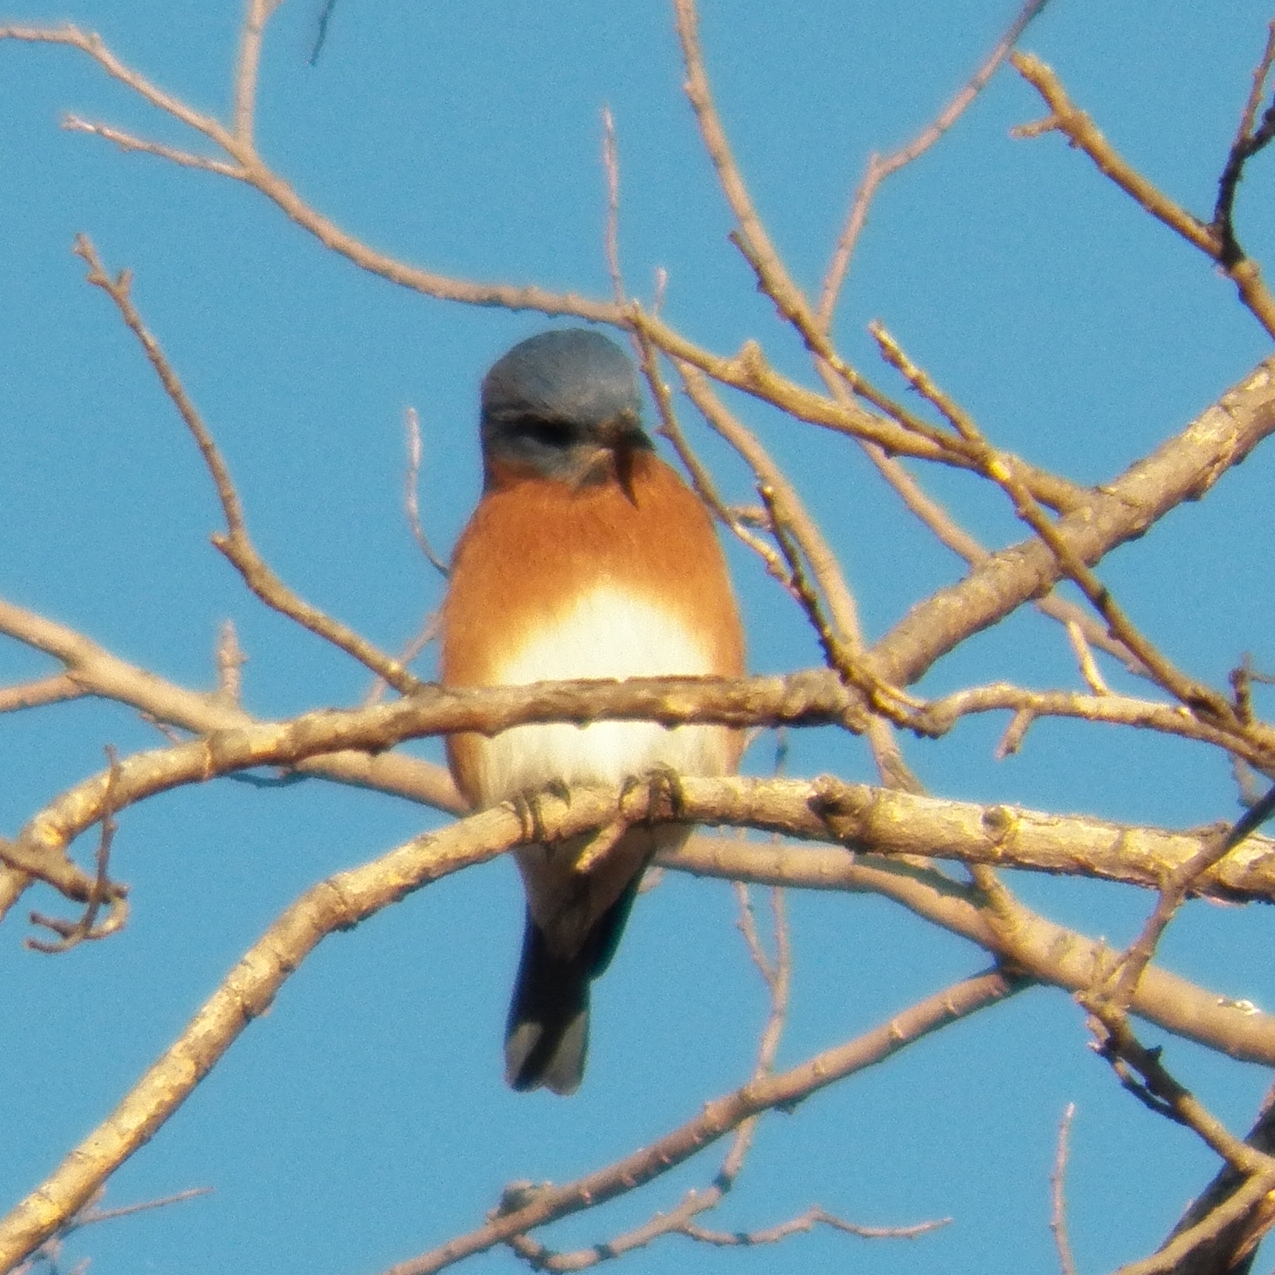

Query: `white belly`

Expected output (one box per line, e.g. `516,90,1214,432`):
471,586,733,803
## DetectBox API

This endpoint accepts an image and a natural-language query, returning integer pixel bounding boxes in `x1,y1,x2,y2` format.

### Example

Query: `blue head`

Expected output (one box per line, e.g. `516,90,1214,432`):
480,329,652,492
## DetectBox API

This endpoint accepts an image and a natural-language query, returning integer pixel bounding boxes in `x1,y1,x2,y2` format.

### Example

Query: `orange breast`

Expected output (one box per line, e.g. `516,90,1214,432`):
440,454,745,806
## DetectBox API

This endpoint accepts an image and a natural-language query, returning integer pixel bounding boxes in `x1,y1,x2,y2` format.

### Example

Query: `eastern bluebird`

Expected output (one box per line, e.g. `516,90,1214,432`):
440,329,745,1094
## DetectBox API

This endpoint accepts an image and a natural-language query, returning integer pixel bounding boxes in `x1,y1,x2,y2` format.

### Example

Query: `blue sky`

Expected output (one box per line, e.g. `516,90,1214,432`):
4,1,1275,1273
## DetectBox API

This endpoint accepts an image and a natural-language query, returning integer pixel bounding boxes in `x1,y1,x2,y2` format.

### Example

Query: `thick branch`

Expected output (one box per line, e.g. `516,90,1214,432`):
0,799,561,1270
668,835,1275,1067
873,356,1275,687
12,677,1275,907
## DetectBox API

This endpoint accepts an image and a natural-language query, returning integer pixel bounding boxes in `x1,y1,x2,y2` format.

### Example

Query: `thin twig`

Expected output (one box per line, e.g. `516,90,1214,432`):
73,234,422,695
1050,1103,1079,1275
759,488,921,731
636,337,792,586
669,0,984,460
1012,51,1275,341
818,0,1054,327
601,106,625,306
12,1185,211,1275
404,407,449,577
1065,619,1110,695
232,0,281,143
75,1186,212,1227
27,745,127,954
671,348,925,803
680,1206,949,1247
215,619,245,704
62,116,242,176
502,1192,946,1270
1087,1013,1275,1187
0,24,238,148
676,361,867,649
1212,21,1275,268
378,971,1017,1275
309,0,339,65
362,611,441,708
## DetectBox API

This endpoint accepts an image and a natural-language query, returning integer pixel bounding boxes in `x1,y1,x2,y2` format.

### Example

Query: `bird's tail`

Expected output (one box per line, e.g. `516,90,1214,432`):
504,879,641,1095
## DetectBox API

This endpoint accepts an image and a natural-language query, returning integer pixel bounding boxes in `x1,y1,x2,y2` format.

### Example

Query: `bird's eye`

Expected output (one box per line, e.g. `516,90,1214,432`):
515,419,573,449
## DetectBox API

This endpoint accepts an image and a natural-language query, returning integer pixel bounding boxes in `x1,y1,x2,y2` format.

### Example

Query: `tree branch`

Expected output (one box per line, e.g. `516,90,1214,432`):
378,971,1016,1275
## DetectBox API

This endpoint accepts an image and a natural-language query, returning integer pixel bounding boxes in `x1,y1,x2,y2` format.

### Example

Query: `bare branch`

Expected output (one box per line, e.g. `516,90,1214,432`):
378,971,1016,1275
214,620,245,705
870,320,1234,720
0,798,558,1269
818,0,1054,326
676,362,867,653
404,407,450,578
871,355,1275,690
601,105,625,306
0,594,463,823
680,1205,949,1247
73,234,424,696
640,341,792,586
1012,52,1275,340
1212,22,1275,269
1083,1014,1275,1243
232,0,278,144
1159,1082,1275,1275
62,115,243,176
671,0,805,335
12,693,1275,912
0,23,237,149
668,831,1275,1066
0,674,85,714
27,745,127,954
1118,1167,1275,1275
919,682,1275,766
1050,1104,1079,1275
847,441,1144,747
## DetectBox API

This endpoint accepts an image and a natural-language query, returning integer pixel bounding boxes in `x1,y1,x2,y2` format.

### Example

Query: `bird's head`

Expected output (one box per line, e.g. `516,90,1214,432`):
479,329,653,497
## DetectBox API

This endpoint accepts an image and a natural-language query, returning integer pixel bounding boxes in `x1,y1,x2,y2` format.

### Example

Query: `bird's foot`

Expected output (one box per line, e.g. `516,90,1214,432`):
629,764,686,824
574,767,687,876
511,779,574,845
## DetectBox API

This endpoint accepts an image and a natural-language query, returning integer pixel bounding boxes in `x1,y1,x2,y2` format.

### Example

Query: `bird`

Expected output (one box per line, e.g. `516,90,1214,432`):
440,328,745,1094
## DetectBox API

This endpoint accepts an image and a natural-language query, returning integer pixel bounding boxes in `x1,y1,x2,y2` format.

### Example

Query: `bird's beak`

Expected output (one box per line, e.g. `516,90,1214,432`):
590,412,644,502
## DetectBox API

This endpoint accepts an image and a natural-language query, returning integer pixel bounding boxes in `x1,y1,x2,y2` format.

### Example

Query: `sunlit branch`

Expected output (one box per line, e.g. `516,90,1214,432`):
378,971,1016,1275
668,835,1275,1066
0,673,85,714
871,355,1275,688
0,800,561,1270
1050,1104,1079,1275
818,0,1054,327
62,115,243,175
870,320,1236,723
73,235,424,696
1013,52,1275,341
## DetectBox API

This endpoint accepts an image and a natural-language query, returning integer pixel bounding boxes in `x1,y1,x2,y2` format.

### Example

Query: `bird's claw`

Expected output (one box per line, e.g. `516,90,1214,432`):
512,780,574,845
638,764,685,823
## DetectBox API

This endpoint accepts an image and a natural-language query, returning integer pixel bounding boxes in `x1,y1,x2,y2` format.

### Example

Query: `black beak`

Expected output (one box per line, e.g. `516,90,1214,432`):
594,413,645,503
